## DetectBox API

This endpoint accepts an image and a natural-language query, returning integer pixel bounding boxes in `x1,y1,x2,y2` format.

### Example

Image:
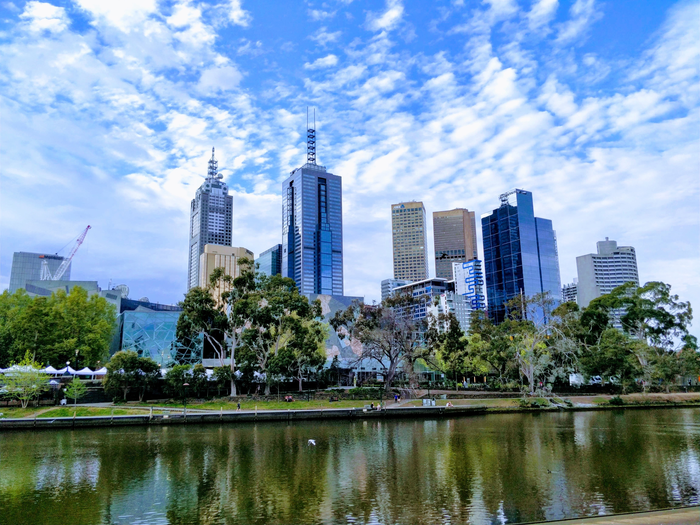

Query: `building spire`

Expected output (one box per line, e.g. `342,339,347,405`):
208,147,221,179
307,107,316,165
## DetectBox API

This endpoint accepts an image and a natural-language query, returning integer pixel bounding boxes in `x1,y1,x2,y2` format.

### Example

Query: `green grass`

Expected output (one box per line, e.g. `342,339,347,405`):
37,407,149,418
135,398,388,412
0,407,46,419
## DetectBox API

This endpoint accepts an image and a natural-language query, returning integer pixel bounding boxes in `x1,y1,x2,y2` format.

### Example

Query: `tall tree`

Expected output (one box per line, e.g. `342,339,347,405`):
2,352,50,408
103,350,159,402
270,319,327,392
331,294,427,393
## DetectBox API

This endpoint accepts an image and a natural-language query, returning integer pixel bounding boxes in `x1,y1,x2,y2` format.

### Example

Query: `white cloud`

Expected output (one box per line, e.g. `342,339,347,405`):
528,0,558,29
20,1,68,33
304,54,339,70
311,28,342,46
228,0,252,27
556,0,602,44
309,9,335,21
75,0,157,32
366,0,404,32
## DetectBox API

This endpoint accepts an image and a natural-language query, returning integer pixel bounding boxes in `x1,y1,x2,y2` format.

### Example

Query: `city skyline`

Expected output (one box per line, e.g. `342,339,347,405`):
0,0,698,336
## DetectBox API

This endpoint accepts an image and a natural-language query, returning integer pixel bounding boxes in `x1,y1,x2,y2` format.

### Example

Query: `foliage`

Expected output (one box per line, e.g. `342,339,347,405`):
191,363,208,398
269,319,327,391
579,328,641,393
103,351,160,402
608,396,625,406
0,287,116,368
164,364,192,399
331,294,427,392
1,352,50,408
63,376,88,406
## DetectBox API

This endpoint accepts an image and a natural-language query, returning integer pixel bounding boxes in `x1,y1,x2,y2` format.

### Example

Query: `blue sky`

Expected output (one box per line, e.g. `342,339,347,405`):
0,0,698,334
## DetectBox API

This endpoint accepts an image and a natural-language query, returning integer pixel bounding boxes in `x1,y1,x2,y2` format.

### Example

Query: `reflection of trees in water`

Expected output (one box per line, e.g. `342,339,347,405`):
0,410,698,524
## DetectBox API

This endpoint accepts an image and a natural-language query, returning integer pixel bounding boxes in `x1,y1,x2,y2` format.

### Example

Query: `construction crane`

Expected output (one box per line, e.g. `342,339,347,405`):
40,225,91,281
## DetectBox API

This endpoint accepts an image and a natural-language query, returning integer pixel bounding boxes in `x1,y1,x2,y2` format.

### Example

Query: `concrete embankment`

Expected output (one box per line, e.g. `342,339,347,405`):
524,506,699,525
1,403,699,431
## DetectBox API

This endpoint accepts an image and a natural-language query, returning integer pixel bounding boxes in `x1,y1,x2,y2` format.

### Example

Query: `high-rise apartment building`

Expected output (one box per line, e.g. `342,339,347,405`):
380,278,410,301
9,252,71,293
391,201,429,282
282,124,343,295
256,244,282,278
562,281,578,304
199,244,254,304
433,209,478,280
481,189,561,324
576,238,639,308
452,260,486,311
188,148,233,291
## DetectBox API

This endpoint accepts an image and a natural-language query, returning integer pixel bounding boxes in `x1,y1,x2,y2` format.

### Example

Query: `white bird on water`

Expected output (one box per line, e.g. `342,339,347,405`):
307,439,316,446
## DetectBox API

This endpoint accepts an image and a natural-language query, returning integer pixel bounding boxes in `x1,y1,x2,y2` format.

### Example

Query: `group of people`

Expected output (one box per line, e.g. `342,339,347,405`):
284,396,294,402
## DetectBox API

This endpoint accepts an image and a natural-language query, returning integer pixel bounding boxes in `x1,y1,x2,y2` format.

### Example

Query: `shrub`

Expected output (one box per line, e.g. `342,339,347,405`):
608,396,625,406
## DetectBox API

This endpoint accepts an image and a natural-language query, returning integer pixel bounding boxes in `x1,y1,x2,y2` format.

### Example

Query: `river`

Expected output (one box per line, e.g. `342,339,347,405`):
0,408,698,524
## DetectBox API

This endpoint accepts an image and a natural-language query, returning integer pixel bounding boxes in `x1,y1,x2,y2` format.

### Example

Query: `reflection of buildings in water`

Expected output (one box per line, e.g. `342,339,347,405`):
573,412,591,448
35,456,100,491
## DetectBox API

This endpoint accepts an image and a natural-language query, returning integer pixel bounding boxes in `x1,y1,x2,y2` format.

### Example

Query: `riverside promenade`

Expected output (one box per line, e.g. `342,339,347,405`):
530,506,699,524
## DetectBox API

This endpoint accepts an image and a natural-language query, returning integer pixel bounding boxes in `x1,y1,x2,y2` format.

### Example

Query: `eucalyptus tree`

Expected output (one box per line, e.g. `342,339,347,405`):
331,294,427,392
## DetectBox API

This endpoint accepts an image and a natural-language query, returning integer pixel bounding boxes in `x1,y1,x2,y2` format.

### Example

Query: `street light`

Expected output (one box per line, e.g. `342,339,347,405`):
183,383,190,417
75,349,79,370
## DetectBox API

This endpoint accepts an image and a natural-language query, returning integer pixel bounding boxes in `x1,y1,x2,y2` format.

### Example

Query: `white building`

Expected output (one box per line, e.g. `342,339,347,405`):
576,238,639,308
562,280,578,304
381,278,410,301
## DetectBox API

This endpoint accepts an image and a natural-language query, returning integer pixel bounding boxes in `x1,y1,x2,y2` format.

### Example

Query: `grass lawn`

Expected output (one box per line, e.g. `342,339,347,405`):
0,406,46,419
37,407,151,418
134,398,390,412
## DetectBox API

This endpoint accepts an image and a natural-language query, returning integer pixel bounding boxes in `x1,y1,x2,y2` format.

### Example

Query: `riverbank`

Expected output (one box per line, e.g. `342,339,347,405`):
1,394,699,431
526,506,699,524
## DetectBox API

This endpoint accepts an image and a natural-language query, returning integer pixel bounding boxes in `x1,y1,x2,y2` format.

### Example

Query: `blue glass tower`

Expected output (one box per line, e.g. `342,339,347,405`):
256,244,282,277
282,122,343,295
481,189,561,324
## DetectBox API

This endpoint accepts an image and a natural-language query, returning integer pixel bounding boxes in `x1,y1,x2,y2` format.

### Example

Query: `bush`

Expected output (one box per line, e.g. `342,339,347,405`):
348,387,383,399
517,397,551,408
608,395,625,406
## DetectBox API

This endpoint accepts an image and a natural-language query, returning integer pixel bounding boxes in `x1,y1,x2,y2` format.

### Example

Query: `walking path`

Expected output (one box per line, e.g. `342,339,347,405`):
528,507,699,525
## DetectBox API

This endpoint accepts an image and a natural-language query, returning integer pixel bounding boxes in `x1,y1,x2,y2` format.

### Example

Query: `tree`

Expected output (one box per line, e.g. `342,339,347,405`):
466,311,518,385
270,319,327,392
579,328,641,393
426,313,469,386
103,351,159,402
331,294,427,393
63,376,88,406
164,365,192,400
2,352,50,408
191,363,208,398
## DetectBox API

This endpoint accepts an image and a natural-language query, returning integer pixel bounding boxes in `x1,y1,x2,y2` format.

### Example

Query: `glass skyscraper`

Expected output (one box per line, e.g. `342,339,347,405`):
282,128,343,295
481,189,561,324
187,148,233,290
256,244,282,277
9,252,71,293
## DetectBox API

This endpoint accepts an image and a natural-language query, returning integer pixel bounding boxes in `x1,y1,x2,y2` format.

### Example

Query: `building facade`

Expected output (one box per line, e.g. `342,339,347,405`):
576,238,639,308
452,260,486,311
392,278,471,332
433,208,478,280
199,244,254,305
282,132,343,295
380,278,410,301
188,148,233,291
9,252,71,293
256,244,282,277
391,201,429,282
562,281,578,304
481,189,561,324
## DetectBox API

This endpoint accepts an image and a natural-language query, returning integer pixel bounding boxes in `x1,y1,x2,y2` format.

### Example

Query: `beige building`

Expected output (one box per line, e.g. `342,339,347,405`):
199,244,254,305
433,208,478,280
391,201,429,282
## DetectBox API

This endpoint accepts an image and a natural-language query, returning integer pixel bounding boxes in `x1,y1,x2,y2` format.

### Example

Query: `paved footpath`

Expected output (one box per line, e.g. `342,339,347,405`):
530,507,699,525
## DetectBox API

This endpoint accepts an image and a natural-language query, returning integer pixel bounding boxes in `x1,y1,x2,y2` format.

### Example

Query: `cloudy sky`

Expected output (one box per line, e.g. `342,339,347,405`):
0,0,698,333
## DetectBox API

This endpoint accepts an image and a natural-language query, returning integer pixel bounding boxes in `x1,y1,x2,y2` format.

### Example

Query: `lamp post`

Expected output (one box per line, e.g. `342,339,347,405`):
183,383,189,417
75,349,79,371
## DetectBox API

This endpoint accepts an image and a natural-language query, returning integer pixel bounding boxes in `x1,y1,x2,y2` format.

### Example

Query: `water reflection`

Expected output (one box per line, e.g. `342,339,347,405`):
0,409,698,525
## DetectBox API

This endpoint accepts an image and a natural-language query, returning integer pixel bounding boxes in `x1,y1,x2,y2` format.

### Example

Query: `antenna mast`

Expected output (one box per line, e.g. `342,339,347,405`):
208,147,221,179
306,107,316,165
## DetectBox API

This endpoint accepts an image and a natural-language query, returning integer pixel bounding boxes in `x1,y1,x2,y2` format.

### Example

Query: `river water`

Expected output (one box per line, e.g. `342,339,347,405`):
0,408,698,525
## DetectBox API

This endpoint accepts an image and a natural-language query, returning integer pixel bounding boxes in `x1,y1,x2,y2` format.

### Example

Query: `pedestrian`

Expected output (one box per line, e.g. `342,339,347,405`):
394,394,398,403
237,402,241,411
370,402,374,409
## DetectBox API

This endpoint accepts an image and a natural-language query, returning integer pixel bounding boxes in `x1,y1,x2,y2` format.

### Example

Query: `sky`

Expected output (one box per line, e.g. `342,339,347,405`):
0,0,698,334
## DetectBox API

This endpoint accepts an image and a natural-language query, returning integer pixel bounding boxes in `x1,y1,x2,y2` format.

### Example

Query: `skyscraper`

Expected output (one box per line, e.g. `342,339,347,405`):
282,121,343,295
256,244,282,277
199,244,254,305
481,189,561,324
188,148,233,290
391,201,429,282
9,252,71,293
576,238,639,308
433,208,478,280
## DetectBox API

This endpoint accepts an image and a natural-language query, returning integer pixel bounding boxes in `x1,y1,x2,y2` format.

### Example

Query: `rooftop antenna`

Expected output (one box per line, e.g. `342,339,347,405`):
208,147,221,180
307,107,316,165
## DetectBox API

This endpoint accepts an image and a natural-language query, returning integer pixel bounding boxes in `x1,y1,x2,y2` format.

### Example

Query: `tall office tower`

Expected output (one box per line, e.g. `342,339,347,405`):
481,189,561,324
391,201,429,282
9,252,71,293
453,260,486,311
199,244,254,305
282,120,343,295
433,208,478,280
256,244,282,277
576,238,639,308
188,148,233,290
381,278,410,301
